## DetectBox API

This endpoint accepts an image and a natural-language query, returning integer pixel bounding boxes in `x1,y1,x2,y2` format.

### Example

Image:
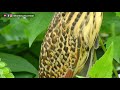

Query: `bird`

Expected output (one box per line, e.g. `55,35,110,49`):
39,12,103,78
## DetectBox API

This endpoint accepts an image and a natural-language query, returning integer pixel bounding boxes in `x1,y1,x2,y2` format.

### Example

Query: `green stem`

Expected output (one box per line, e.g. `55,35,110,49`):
113,64,119,78
111,23,116,37
99,36,119,78
99,37,106,52
93,50,97,64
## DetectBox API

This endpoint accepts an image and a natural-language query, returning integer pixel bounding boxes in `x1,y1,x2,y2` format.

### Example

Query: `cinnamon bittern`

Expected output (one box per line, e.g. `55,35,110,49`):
39,12,103,78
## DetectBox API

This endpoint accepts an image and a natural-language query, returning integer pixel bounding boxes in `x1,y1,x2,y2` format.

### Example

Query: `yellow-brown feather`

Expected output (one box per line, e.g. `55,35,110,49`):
39,12,103,78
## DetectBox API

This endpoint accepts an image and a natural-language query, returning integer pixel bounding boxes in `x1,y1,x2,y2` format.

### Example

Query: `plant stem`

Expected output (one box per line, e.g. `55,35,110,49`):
99,37,106,52
99,36,119,78
111,23,116,37
113,64,119,78
93,50,97,64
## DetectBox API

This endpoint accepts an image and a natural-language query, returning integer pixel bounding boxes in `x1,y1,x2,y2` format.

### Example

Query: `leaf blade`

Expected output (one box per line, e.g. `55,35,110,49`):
88,43,113,78
0,52,38,77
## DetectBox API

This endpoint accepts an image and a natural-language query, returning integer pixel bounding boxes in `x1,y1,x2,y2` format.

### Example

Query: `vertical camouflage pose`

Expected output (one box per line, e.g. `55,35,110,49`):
39,12,103,78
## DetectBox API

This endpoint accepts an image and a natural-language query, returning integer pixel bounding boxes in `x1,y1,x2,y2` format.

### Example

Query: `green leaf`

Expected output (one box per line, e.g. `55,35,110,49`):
0,74,6,78
2,67,10,74
0,69,3,74
0,58,14,78
0,12,33,47
101,12,120,35
0,34,7,44
4,73,14,78
0,52,38,77
88,43,113,78
116,12,120,17
22,53,39,70
0,61,6,68
24,12,54,47
13,72,36,78
0,19,10,29
0,18,28,41
106,36,120,63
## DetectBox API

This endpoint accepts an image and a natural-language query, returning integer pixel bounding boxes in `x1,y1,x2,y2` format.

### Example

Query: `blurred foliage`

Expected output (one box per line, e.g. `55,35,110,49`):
0,12,120,78
0,12,54,78
0,58,14,78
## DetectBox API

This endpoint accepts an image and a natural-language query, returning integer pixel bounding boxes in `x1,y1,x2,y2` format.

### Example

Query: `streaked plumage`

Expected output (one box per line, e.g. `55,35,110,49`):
39,12,103,78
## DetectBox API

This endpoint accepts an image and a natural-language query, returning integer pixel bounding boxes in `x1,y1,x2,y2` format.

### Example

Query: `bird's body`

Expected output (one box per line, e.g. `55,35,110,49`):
39,12,103,78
